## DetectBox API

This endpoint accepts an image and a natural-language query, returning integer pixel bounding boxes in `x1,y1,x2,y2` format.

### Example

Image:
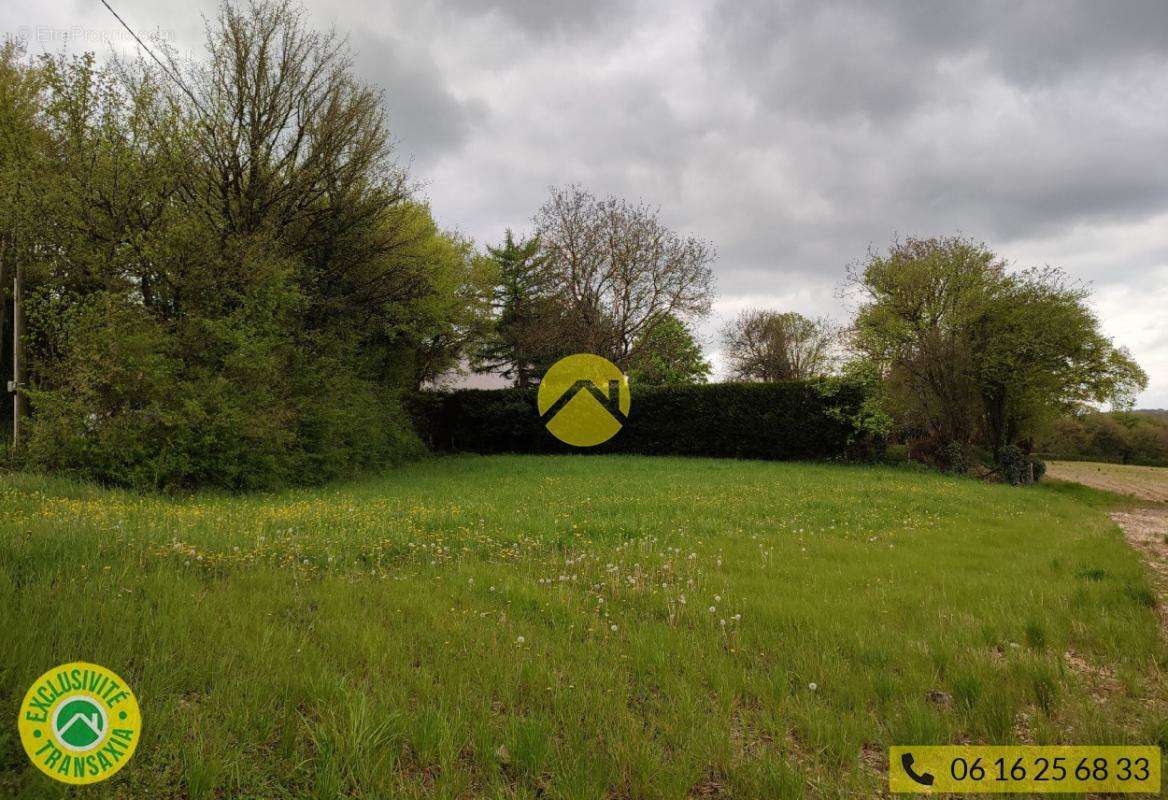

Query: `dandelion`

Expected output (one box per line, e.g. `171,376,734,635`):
709,606,716,613
516,635,525,644
714,594,721,602
610,624,618,632
808,682,818,691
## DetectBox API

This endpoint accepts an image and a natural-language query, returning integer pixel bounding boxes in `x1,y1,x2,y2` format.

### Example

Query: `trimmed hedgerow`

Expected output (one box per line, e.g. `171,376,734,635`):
409,380,876,460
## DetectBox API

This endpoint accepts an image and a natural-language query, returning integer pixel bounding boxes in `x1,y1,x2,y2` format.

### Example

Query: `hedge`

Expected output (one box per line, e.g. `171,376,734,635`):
408,380,874,460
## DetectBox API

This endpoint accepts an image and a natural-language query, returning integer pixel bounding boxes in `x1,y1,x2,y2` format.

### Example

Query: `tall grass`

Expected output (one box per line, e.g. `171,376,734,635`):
1,456,1164,798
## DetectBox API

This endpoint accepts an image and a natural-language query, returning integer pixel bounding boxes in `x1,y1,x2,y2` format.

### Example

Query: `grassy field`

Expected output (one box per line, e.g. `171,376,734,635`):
1,455,1165,799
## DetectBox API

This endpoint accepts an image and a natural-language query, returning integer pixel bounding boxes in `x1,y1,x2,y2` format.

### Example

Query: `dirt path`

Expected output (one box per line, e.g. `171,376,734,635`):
1047,461,1168,502
1109,508,1168,630
1044,462,1168,631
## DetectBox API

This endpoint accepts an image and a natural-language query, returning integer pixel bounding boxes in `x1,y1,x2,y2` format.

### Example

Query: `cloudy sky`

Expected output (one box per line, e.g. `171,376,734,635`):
5,0,1168,404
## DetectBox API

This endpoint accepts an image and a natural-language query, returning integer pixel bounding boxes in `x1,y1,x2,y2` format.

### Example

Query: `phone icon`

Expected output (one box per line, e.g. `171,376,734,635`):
901,752,935,786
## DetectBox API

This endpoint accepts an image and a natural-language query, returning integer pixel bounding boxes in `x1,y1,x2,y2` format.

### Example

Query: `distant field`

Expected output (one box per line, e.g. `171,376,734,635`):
1,456,1165,799
1046,460,1168,503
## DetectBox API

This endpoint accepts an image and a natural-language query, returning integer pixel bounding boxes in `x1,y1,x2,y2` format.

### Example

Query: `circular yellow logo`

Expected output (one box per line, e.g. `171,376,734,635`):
17,662,141,784
537,353,631,447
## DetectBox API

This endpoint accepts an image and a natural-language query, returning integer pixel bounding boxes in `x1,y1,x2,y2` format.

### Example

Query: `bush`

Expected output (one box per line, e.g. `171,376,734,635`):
21,293,423,491
1031,458,1047,482
942,441,970,475
997,445,1045,486
881,443,910,465
411,379,874,460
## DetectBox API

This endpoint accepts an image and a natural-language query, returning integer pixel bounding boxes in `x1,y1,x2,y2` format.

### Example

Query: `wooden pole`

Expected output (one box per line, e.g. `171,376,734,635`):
0,239,7,411
13,258,24,450
0,241,6,449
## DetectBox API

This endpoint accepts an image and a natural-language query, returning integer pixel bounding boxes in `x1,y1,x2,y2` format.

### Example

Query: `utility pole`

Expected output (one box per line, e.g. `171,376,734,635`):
0,240,7,446
12,259,24,450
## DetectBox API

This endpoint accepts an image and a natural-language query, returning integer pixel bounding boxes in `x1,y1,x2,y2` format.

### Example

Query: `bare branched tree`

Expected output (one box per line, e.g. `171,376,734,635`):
534,185,715,363
183,0,405,239
171,0,422,325
720,309,837,381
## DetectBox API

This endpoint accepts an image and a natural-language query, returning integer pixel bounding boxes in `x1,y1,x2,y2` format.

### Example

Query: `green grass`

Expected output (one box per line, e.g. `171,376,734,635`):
1,455,1165,798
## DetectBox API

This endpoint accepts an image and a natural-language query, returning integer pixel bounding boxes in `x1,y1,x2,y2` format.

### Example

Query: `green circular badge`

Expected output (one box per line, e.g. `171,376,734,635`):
17,662,141,784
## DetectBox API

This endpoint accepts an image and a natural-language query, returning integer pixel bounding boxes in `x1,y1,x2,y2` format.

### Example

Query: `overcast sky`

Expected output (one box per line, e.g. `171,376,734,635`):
5,0,1168,405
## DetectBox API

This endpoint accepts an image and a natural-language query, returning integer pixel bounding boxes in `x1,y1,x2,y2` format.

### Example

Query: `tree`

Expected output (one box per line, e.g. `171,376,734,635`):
625,314,711,386
174,0,416,325
473,230,567,387
850,236,1147,467
972,266,1146,454
371,202,494,388
720,310,837,382
0,41,46,444
9,1,481,488
534,185,716,365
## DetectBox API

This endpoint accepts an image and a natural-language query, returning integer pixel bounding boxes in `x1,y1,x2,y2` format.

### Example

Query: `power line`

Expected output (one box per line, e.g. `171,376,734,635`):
96,0,210,119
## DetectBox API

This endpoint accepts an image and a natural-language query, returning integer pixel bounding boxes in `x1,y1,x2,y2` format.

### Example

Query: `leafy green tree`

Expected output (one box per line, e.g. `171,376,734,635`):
973,267,1146,455
375,202,494,388
8,2,485,489
473,230,567,387
625,314,710,386
851,236,1146,468
0,41,45,443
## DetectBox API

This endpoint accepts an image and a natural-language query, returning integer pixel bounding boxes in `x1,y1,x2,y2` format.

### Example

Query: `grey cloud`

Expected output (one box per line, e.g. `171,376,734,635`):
7,0,1166,401
349,30,485,166
709,0,1168,124
433,0,631,37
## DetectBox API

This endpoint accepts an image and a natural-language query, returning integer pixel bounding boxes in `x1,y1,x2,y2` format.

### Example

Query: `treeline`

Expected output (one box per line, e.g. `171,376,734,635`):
0,1,720,489
0,2,1149,490
0,3,488,488
1039,410,1168,466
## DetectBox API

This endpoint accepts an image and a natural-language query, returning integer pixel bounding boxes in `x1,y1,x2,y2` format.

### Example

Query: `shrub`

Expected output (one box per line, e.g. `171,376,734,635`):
997,445,1045,486
1031,458,1047,482
411,380,874,460
881,443,910,465
22,293,423,491
942,441,970,475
